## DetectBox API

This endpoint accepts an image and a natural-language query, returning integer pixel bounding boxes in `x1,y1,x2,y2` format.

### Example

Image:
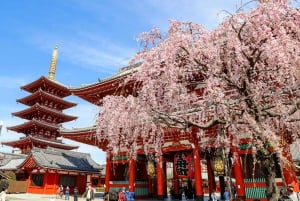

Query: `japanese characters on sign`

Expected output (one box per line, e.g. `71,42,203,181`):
174,151,194,178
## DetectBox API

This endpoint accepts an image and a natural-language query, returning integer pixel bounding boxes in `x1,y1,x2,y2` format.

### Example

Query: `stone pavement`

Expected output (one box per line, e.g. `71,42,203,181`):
6,193,211,201
6,193,102,201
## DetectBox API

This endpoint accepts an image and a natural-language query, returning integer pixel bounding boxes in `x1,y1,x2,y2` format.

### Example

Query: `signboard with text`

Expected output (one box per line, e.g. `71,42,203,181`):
174,151,194,178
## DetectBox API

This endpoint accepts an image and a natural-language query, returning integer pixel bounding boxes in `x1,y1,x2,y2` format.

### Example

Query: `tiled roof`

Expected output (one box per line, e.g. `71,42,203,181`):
29,147,102,172
69,63,140,90
21,76,71,97
1,136,79,150
0,152,27,170
0,158,27,170
0,148,102,173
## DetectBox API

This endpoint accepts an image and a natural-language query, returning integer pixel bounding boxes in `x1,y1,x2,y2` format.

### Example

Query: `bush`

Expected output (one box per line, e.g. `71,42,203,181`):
0,179,9,190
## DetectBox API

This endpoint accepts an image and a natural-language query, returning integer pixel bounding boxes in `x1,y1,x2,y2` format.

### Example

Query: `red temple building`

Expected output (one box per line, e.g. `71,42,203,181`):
1,46,102,195
61,65,300,201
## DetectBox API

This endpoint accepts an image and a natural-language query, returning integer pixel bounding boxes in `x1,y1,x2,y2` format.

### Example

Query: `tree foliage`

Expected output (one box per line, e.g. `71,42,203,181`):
97,0,299,154
96,1,300,199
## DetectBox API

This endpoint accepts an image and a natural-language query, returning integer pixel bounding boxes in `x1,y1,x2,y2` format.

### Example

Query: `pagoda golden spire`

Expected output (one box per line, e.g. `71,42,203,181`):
48,45,58,81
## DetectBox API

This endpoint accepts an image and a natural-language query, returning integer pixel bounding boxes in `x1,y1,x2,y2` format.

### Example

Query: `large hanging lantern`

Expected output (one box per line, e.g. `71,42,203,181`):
174,151,194,178
147,160,156,177
213,151,225,176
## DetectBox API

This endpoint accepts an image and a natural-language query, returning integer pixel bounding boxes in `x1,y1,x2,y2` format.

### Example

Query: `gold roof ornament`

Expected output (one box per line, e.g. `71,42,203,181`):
48,45,58,81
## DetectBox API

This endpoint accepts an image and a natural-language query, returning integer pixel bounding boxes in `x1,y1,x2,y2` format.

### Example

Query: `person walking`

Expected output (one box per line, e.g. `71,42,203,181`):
287,185,298,201
65,186,70,200
223,188,230,201
211,190,218,201
0,188,7,201
59,185,64,199
73,186,79,201
83,184,94,201
118,187,126,201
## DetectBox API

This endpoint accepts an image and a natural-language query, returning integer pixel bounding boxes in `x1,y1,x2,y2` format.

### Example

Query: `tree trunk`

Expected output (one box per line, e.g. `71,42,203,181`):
260,152,279,201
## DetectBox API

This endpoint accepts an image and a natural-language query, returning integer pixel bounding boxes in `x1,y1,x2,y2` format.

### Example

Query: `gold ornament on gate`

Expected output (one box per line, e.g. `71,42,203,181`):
147,160,156,177
213,150,225,176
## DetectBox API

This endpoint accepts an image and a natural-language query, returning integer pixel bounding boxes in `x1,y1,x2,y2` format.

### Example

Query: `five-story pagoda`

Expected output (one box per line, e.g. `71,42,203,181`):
3,46,78,153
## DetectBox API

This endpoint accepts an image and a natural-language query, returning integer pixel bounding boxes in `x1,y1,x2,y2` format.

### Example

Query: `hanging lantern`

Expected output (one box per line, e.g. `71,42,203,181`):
174,151,194,178
147,160,156,177
213,151,225,176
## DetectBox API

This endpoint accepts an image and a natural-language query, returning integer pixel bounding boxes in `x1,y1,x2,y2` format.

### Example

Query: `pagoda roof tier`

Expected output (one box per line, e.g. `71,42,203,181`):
12,103,77,123
1,135,79,151
17,89,77,109
21,76,71,98
7,119,59,134
18,147,102,173
69,64,139,105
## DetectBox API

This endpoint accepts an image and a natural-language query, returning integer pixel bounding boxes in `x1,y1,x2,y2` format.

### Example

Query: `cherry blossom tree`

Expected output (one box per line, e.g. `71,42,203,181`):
96,1,300,200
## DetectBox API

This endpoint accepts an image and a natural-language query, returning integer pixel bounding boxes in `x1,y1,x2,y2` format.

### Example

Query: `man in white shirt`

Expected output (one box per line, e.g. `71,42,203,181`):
288,185,298,201
211,190,218,201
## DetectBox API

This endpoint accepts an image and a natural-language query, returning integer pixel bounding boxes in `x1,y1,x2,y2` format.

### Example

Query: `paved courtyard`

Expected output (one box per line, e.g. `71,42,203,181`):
6,193,96,201
6,193,211,201
6,193,102,201
6,193,213,201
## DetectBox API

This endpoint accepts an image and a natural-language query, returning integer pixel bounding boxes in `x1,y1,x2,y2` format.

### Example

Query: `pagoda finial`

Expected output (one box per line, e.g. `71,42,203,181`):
48,45,58,81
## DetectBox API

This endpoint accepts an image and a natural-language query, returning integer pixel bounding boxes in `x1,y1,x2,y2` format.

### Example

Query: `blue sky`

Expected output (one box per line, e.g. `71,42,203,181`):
0,0,263,164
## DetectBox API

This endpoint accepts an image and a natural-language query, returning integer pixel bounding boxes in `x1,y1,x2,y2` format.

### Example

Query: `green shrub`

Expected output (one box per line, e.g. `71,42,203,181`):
0,179,9,190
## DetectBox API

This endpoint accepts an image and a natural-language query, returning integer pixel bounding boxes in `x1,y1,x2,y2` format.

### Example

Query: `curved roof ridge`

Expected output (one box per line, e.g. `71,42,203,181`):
68,63,140,90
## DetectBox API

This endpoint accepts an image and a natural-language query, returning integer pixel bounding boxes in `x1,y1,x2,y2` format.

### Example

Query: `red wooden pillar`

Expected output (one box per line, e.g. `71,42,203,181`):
157,154,165,200
55,170,59,194
173,176,180,199
193,147,204,201
43,171,48,194
27,171,32,193
129,158,135,192
231,146,246,199
104,154,111,193
148,176,153,197
282,144,299,192
206,156,216,193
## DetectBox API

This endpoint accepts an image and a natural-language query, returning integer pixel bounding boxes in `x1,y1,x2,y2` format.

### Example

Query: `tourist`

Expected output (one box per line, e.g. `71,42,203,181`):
124,188,130,201
65,186,70,200
83,184,94,201
118,187,126,201
0,188,7,201
287,185,298,201
59,185,64,199
73,186,79,201
223,188,230,201
211,190,218,201
124,188,134,201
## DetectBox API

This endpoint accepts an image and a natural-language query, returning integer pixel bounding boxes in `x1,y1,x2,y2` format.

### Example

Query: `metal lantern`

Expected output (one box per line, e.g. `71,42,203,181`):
213,151,225,175
147,160,156,177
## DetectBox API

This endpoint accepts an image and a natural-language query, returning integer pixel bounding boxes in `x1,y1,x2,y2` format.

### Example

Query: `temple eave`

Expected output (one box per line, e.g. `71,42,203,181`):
21,76,71,97
17,90,77,109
